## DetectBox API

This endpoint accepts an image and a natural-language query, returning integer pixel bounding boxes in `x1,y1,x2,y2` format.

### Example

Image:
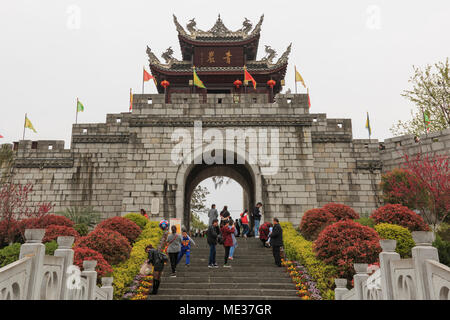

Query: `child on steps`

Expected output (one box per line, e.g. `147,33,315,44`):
177,228,196,266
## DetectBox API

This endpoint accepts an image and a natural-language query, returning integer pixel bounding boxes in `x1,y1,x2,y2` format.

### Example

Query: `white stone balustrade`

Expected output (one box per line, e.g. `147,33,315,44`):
335,231,450,300
0,229,113,300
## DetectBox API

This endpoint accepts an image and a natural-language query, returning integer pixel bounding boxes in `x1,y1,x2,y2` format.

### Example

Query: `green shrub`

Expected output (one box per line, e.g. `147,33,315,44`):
112,221,162,299
374,223,415,258
437,223,450,242
45,241,58,256
280,222,337,300
433,234,450,267
0,243,21,267
355,217,376,229
74,223,89,236
123,213,149,230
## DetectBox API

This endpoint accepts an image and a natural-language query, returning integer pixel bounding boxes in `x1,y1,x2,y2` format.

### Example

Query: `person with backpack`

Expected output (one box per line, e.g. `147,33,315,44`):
269,218,283,267
177,228,196,266
207,219,220,268
145,243,168,294
220,219,235,267
252,202,263,237
166,225,182,277
240,209,250,238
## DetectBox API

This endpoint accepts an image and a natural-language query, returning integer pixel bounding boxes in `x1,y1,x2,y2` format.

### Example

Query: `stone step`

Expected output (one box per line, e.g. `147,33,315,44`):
163,266,284,272
149,295,300,300
156,288,298,297
160,271,287,278
161,276,293,284
161,282,296,290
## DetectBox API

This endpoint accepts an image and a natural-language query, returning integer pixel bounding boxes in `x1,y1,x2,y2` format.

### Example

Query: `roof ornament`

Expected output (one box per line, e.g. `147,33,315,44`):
173,14,188,36
187,18,197,34
208,14,231,36
275,43,292,65
161,47,177,64
146,46,161,64
241,18,253,34
261,45,277,64
250,14,264,36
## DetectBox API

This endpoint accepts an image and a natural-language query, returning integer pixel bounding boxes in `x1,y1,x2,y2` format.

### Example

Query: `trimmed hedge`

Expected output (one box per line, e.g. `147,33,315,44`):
433,235,450,267
371,204,430,232
281,222,337,300
0,243,21,267
42,225,80,243
375,223,415,258
299,208,336,241
123,213,149,230
112,221,162,299
323,203,360,221
314,220,381,280
73,247,113,278
96,217,141,243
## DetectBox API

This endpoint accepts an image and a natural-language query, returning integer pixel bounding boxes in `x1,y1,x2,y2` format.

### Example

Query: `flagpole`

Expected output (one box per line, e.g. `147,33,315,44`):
75,98,78,124
295,66,298,94
142,67,145,94
22,113,26,140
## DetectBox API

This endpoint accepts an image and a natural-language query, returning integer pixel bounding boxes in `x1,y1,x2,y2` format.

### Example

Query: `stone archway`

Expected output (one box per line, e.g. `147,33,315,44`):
174,146,263,230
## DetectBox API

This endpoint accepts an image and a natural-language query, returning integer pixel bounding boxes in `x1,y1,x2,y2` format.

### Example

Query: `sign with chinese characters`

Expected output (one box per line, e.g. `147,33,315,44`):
194,47,244,67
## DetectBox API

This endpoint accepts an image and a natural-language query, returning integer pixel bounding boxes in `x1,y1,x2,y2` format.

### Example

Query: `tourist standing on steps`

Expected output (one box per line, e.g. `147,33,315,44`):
220,205,231,225
140,208,149,219
220,219,235,267
240,209,250,238
177,228,196,266
270,218,283,267
252,202,263,237
167,225,182,277
207,219,220,268
145,244,167,294
235,218,241,237
228,221,238,260
208,204,218,226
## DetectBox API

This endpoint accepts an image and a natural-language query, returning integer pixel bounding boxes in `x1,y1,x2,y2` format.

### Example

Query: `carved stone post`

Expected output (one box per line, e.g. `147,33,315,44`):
82,260,97,300
411,231,439,300
379,239,400,300
334,278,349,300
19,229,46,300
101,277,114,300
353,263,369,300
54,236,75,300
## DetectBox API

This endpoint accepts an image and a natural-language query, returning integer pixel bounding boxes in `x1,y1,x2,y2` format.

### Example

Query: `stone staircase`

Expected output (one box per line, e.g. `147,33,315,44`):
150,237,299,300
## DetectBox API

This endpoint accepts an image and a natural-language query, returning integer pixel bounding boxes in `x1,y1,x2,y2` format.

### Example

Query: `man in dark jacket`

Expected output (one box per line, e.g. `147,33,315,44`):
269,218,283,267
207,219,220,268
252,202,263,237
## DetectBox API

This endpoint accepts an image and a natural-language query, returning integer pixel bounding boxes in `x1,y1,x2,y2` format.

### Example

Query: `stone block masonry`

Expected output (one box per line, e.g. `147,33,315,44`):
2,94,449,226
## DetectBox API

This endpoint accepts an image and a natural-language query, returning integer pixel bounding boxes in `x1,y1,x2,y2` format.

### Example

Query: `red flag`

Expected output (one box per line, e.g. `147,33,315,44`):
307,88,311,108
244,66,257,89
0,134,3,138
143,68,156,85
129,88,133,111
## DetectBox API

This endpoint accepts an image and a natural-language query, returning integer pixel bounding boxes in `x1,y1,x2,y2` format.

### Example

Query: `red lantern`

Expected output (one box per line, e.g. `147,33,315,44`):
233,79,243,89
161,80,170,88
267,79,276,88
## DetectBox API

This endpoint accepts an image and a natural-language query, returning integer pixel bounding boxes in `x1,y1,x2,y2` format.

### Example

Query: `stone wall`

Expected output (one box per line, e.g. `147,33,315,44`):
2,93,448,225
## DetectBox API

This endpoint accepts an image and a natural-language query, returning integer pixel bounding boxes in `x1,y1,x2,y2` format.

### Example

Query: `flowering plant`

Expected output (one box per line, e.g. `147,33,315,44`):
282,259,322,300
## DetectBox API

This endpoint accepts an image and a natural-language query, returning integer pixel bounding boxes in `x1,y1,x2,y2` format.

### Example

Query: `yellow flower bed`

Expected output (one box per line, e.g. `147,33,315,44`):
280,222,338,300
112,221,162,299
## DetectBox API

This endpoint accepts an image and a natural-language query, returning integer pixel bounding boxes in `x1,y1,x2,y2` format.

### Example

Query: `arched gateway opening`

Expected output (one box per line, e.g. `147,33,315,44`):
175,149,263,231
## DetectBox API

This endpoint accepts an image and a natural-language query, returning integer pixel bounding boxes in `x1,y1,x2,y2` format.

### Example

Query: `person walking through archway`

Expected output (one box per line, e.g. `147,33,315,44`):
167,225,182,277
269,218,283,267
252,202,263,237
220,205,231,225
207,219,220,268
208,204,218,226
221,219,235,268
240,209,250,238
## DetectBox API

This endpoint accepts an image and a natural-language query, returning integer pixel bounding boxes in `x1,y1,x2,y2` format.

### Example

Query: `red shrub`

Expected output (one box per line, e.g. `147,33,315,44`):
73,247,113,278
42,225,80,243
95,217,141,243
323,203,360,221
75,228,131,265
370,204,430,231
38,215,74,228
0,219,21,247
299,208,337,240
314,220,381,279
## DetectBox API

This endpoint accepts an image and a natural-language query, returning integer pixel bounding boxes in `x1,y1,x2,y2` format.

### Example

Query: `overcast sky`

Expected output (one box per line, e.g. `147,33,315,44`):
0,1,448,218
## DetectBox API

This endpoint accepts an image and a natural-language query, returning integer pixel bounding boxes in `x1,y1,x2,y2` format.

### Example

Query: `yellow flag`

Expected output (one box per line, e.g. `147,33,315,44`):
25,116,37,133
295,66,306,88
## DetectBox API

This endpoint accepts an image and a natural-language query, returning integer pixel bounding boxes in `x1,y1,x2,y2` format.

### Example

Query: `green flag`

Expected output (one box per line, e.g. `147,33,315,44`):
193,66,206,89
77,99,84,112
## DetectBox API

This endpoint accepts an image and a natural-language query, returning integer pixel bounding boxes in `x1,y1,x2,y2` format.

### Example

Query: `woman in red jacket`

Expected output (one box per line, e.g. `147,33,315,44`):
220,220,235,268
